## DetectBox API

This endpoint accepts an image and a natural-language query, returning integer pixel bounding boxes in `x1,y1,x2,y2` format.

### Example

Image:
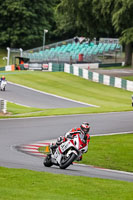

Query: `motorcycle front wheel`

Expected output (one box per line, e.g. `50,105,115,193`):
43,154,53,167
60,152,77,169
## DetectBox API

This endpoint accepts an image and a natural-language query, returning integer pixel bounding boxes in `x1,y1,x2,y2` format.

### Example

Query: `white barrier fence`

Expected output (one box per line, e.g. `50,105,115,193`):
0,99,7,113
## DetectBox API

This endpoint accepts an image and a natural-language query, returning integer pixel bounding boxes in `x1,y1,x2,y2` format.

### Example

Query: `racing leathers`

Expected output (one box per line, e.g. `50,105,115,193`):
65,127,90,160
65,127,90,145
50,127,90,160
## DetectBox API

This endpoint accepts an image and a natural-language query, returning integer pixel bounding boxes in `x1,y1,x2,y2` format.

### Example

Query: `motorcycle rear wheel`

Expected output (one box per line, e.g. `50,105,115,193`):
43,154,53,167
60,153,77,169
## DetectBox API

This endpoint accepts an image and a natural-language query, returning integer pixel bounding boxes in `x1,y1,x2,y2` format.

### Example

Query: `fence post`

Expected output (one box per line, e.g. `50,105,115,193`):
0,99,7,113
132,95,133,107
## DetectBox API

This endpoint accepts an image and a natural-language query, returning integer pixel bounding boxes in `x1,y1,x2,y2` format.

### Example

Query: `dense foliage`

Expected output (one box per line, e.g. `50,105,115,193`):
55,0,116,39
112,0,133,65
56,0,133,65
0,0,55,48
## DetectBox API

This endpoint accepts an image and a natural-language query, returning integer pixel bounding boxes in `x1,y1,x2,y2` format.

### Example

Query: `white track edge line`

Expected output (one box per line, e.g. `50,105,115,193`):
8,81,99,107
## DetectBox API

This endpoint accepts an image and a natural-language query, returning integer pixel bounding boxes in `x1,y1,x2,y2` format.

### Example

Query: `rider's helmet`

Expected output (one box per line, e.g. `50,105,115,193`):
80,122,90,135
2,76,5,80
57,136,66,145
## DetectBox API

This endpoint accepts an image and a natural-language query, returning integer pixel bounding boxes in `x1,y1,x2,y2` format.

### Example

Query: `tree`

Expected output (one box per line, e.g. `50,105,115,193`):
92,0,117,38
55,0,116,40
0,0,55,48
112,0,133,66
55,0,85,39
55,0,133,66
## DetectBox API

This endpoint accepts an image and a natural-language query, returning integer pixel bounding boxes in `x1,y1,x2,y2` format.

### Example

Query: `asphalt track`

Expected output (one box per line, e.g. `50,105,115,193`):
0,82,133,182
0,113,133,182
0,82,95,108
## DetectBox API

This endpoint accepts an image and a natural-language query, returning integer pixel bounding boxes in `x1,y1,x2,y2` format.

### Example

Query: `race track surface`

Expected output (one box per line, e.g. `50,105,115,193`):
0,112,133,182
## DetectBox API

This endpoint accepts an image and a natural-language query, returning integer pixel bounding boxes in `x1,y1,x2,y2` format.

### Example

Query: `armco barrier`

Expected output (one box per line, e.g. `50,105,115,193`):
64,63,133,92
0,67,5,71
52,63,64,72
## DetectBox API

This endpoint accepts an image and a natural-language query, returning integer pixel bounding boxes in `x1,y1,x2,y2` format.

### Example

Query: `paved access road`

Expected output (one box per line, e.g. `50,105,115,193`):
0,112,133,182
89,68,133,77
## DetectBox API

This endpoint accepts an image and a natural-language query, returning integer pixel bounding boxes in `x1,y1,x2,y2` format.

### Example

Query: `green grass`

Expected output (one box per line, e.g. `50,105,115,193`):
122,76,133,81
0,102,44,118
82,134,133,172
0,167,133,200
0,71,133,118
7,102,43,115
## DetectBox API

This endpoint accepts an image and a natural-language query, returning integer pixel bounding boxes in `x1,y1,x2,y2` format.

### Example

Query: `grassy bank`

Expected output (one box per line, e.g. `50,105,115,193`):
0,71,132,118
82,133,133,172
0,167,133,200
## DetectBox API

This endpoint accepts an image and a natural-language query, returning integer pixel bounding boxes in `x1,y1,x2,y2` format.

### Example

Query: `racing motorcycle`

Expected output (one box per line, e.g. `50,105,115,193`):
0,80,7,91
43,134,88,169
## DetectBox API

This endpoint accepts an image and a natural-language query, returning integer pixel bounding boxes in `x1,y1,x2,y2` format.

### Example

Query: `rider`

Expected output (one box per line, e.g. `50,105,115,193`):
0,76,6,86
65,122,90,142
50,122,91,160
0,76,6,82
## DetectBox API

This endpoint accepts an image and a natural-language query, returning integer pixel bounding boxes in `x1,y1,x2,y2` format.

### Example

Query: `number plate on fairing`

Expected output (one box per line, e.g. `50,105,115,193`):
54,148,60,159
60,142,70,152
53,148,61,164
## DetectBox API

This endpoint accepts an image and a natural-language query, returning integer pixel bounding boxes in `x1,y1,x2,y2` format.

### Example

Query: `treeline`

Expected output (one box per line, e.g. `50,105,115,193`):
0,0,133,65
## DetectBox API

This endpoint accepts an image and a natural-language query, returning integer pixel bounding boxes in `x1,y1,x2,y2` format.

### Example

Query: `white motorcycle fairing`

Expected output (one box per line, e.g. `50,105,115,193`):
51,139,78,165
0,80,7,91
43,134,89,169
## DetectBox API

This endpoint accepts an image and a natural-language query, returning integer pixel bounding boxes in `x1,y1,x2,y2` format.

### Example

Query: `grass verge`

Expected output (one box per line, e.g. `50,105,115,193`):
81,133,133,172
0,166,133,200
122,76,133,81
7,102,43,115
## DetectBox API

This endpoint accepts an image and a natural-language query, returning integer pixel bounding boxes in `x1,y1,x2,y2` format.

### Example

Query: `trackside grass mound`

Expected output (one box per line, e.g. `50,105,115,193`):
0,71,133,117
82,133,133,172
0,167,133,200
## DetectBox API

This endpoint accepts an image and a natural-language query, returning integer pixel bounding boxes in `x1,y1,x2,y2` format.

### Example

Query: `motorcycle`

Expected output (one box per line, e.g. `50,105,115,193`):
43,134,88,169
0,80,7,91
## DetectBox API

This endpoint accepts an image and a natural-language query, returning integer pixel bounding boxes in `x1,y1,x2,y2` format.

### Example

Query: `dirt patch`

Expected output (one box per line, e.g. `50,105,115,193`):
0,112,11,116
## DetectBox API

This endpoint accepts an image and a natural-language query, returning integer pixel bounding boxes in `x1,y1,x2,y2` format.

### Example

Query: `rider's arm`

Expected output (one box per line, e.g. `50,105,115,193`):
65,128,80,139
86,134,90,144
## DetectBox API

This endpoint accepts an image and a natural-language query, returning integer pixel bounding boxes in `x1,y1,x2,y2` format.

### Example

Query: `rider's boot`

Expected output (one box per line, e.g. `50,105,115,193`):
76,155,82,161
